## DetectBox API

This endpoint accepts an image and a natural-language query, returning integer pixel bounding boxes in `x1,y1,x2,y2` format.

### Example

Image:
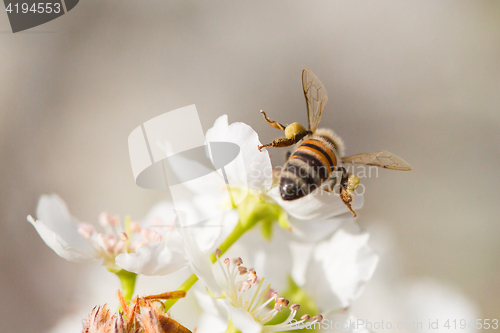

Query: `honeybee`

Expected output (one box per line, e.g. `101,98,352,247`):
258,68,412,216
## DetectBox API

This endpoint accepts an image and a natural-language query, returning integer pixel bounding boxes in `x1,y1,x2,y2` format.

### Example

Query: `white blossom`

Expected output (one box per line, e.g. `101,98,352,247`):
193,221,378,332
27,194,224,275
177,212,323,333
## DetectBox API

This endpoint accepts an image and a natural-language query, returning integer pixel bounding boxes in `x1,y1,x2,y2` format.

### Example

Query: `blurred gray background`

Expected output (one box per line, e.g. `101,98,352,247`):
1,1,499,332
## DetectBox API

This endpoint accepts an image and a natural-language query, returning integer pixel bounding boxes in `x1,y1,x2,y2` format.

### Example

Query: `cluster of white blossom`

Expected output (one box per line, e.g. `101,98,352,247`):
28,115,378,333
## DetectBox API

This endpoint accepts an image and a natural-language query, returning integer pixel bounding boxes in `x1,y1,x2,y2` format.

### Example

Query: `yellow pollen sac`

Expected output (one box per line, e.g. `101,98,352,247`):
285,122,306,139
347,174,360,193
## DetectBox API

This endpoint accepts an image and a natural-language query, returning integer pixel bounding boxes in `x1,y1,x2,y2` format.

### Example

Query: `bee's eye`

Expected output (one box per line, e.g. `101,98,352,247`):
283,183,295,195
280,180,299,200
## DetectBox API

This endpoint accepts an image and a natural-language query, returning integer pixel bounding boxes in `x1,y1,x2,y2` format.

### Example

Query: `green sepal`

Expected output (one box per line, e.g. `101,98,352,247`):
277,209,291,231
260,220,273,241
232,188,290,236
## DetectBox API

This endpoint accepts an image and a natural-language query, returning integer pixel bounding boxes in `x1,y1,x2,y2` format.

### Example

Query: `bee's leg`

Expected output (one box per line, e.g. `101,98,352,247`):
258,137,300,151
338,167,360,217
285,151,291,161
261,110,286,131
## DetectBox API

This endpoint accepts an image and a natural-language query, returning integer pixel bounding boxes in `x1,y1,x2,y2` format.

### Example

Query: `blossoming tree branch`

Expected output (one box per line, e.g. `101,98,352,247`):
28,69,411,333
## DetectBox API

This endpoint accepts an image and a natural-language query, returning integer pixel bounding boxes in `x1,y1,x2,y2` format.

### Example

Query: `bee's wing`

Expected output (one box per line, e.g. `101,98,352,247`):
302,68,328,132
341,150,413,171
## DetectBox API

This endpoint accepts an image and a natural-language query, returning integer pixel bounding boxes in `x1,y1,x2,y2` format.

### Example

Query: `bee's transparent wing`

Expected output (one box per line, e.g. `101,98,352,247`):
341,150,413,171
302,67,328,132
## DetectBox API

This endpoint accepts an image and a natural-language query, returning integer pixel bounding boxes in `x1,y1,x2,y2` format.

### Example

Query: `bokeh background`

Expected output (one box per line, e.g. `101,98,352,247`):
1,1,499,332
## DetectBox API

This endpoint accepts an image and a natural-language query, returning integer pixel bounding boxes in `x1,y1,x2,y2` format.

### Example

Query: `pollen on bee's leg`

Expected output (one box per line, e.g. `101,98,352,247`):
284,122,306,139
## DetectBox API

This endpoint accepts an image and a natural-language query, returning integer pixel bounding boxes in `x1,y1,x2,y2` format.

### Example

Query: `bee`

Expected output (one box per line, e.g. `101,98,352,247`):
258,68,412,216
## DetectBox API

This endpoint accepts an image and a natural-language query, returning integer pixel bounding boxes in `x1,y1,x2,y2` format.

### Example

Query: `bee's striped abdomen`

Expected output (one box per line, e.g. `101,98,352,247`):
295,139,337,172
280,137,338,200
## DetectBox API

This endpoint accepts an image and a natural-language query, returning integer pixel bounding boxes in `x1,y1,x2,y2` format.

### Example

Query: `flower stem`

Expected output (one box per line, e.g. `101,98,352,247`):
115,270,137,302
163,220,251,311
163,273,199,310
208,220,249,263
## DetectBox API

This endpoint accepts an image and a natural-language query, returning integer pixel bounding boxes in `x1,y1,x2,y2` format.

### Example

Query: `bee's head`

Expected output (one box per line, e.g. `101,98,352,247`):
284,122,307,139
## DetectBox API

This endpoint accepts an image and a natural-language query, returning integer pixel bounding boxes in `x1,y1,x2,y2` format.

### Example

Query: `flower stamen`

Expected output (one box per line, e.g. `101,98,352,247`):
213,254,323,331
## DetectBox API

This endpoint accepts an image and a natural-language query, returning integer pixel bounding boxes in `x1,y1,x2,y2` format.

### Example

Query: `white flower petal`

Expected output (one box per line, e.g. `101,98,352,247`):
288,214,353,243
162,144,228,202
402,279,480,330
137,201,229,276
231,306,263,333
194,287,263,333
174,199,235,252
289,241,315,287
205,115,273,195
35,194,94,253
27,215,96,263
269,186,364,220
193,288,230,333
176,211,223,297
238,227,293,291
141,201,178,228
302,223,379,311
194,287,230,319
144,200,227,253
115,236,187,276
196,313,229,333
